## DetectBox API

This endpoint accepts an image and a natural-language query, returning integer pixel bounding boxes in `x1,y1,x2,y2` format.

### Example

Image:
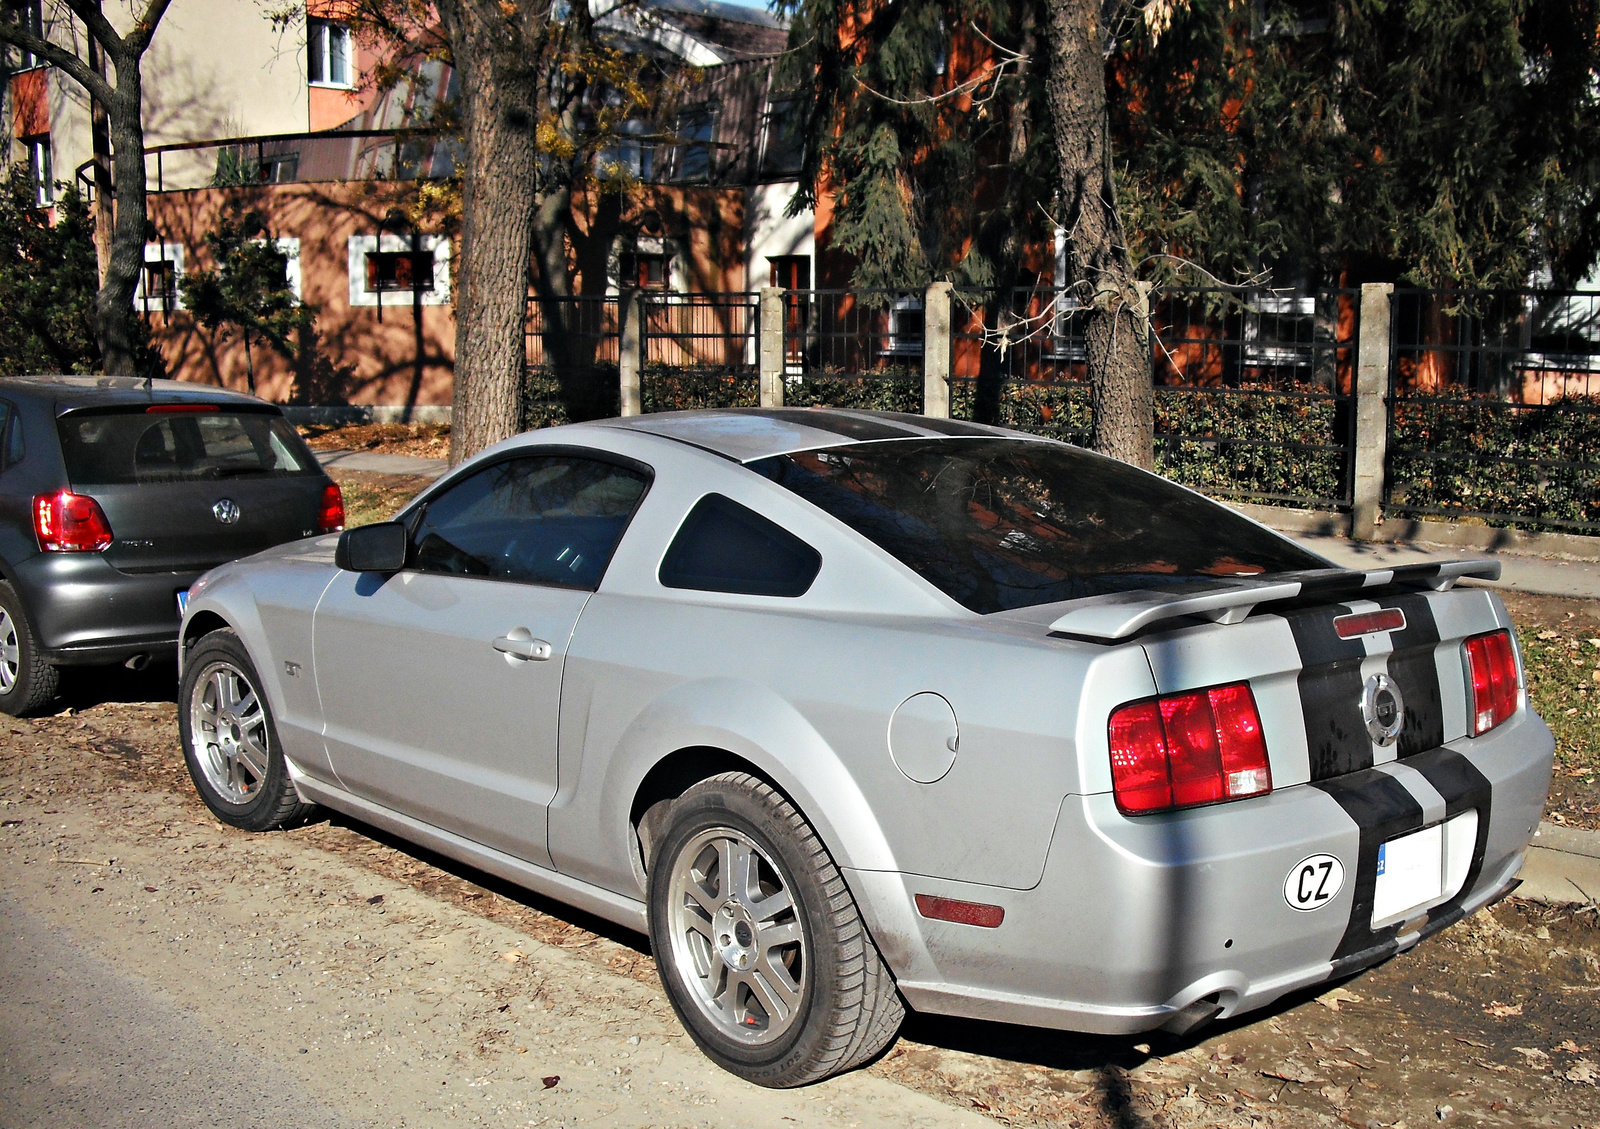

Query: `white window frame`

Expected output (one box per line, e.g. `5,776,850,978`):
881,295,925,358
307,17,353,89
347,234,451,307
24,136,52,205
251,237,303,302
133,243,186,312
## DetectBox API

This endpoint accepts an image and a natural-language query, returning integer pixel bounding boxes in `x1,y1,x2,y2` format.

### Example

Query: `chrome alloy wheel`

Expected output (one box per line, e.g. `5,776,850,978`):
0,607,17,693
666,827,808,1045
187,660,270,804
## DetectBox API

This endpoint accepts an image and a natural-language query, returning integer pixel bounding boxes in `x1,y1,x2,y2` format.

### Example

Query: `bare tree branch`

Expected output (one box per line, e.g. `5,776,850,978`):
0,22,113,104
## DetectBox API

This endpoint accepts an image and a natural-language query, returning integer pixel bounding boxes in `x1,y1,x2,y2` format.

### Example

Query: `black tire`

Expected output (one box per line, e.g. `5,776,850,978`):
0,581,58,717
647,772,904,1087
178,629,313,831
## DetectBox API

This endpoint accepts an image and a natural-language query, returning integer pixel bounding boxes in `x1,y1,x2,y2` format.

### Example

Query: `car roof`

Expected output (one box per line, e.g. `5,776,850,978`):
594,408,1034,463
0,375,276,414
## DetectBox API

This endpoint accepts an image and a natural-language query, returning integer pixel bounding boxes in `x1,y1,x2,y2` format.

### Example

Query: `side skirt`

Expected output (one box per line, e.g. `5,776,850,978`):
288,766,649,935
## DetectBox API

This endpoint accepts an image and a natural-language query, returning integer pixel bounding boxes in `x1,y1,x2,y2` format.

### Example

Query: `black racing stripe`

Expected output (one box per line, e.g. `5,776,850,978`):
744,409,924,442
1315,768,1427,962
1286,606,1372,779
1404,746,1495,924
1383,595,1446,758
875,412,1005,437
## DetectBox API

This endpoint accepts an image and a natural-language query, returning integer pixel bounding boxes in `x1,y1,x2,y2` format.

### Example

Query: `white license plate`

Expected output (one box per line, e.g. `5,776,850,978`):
176,589,189,617
1371,810,1479,928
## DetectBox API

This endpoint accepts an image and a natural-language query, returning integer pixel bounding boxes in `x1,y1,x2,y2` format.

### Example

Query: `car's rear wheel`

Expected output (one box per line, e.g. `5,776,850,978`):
0,582,58,717
179,629,313,831
647,772,904,1087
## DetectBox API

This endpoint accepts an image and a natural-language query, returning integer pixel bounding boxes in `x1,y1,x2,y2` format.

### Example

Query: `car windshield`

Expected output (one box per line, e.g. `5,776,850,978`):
58,409,318,485
747,438,1328,614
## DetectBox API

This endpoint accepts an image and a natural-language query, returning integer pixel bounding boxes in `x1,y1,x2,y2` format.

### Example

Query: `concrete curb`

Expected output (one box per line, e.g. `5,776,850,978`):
316,449,448,479
1517,822,1600,905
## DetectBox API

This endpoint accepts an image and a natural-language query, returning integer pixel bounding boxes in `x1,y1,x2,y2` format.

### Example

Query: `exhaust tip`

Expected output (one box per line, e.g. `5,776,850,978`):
124,653,150,671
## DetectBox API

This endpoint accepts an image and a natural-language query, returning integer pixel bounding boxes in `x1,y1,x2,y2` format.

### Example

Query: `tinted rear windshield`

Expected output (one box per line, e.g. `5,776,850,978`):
748,438,1326,614
59,409,319,485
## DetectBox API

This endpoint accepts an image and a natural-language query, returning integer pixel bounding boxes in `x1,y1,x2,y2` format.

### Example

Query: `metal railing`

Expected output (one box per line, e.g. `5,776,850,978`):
1386,289,1600,533
140,129,456,193
640,291,759,411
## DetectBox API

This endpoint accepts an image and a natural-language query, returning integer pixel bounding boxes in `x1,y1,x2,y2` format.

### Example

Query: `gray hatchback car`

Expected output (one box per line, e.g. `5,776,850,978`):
0,376,343,715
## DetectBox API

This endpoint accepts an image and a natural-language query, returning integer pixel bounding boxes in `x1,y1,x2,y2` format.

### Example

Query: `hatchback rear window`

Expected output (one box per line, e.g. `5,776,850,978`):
747,438,1327,614
58,409,318,485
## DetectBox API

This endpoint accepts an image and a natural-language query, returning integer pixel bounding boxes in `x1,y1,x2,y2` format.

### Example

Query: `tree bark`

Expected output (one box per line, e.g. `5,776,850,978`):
438,0,544,465
1043,0,1154,468
0,0,171,377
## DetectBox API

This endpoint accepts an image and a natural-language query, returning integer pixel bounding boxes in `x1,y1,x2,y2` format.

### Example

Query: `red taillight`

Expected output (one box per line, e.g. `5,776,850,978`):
1108,682,1272,815
317,482,345,533
33,491,114,552
1464,630,1519,736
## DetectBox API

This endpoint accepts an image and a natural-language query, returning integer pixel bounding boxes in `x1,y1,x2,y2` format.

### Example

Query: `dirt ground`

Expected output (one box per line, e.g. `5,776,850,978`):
300,423,451,460
3,664,1598,1129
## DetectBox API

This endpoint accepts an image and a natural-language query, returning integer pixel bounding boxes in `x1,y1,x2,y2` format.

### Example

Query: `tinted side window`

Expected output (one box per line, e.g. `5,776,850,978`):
411,455,650,589
0,401,15,470
659,493,821,598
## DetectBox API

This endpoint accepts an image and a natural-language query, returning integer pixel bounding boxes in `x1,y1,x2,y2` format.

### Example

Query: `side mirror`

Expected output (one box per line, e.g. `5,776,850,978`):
335,522,408,573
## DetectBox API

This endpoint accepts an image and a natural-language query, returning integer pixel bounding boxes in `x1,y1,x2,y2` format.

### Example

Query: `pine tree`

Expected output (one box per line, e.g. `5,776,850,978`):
0,169,101,376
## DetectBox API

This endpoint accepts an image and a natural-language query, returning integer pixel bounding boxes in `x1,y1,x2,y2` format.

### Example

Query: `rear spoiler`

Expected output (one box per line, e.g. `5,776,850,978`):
1046,559,1501,642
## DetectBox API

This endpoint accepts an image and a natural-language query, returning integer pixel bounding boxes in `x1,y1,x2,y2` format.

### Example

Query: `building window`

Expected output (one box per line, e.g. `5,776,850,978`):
12,1,44,70
263,237,303,301
602,119,657,181
347,234,451,307
133,243,186,313
619,252,669,290
674,107,717,183
23,135,51,205
758,98,805,178
881,296,924,358
308,17,352,87
768,256,809,291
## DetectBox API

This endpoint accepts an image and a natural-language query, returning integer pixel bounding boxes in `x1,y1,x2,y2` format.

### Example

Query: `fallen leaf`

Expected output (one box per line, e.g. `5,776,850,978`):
501,950,525,964
367,894,384,905
541,1075,560,1089
143,886,157,893
1538,630,1561,640
1260,1064,1325,1085
1452,1036,1490,1049
1513,1047,1550,1063
1567,1061,1600,1085
1484,1001,1523,1018
1318,987,1362,1011
1319,1084,1350,1107
0,819,21,828
1558,1040,1590,1054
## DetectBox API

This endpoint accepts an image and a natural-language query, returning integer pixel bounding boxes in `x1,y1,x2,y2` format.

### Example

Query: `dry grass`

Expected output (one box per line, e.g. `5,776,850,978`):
299,421,451,459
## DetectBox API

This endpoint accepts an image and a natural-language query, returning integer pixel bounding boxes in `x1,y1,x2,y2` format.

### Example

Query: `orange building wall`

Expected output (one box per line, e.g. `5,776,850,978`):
145,182,456,408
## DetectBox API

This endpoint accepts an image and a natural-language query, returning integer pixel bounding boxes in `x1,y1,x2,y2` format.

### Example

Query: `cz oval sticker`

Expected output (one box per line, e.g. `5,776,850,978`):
1284,854,1345,911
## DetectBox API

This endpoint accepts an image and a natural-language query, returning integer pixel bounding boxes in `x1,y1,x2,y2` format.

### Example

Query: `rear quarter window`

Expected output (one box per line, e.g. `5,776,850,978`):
659,493,822,598
57,409,318,485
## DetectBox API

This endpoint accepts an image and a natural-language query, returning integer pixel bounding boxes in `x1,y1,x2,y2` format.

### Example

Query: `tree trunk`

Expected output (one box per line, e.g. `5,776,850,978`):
1043,0,1154,468
440,0,542,466
96,72,149,377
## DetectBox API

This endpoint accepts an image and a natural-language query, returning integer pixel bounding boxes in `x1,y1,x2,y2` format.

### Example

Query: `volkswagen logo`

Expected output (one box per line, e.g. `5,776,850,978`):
212,498,242,525
1362,673,1406,746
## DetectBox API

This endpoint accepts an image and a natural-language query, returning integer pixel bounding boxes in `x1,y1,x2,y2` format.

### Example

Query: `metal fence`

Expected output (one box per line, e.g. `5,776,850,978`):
525,295,620,428
1386,289,1600,533
776,289,926,412
948,287,1359,510
640,292,759,411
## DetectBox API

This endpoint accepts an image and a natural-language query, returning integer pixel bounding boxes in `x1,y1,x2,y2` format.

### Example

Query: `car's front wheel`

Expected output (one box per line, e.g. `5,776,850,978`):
0,581,58,717
179,629,313,831
647,772,904,1086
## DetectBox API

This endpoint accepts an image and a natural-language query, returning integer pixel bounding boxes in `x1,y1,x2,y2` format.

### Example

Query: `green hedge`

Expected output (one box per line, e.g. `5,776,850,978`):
641,368,759,412
1388,394,1600,530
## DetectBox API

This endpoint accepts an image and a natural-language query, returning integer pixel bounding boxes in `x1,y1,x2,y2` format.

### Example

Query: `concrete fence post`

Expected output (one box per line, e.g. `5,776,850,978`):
759,287,785,408
923,281,953,419
1352,282,1394,541
618,289,643,417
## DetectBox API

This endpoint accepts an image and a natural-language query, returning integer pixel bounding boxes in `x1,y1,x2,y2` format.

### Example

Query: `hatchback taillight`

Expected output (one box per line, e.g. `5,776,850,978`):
33,491,114,552
1464,630,1519,736
1108,682,1272,815
317,482,345,533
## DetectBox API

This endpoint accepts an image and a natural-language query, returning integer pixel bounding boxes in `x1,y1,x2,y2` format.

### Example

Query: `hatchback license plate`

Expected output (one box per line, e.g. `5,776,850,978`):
176,589,189,617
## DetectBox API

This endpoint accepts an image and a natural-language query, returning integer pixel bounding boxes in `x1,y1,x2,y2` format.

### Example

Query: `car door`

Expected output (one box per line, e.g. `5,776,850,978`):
313,451,651,867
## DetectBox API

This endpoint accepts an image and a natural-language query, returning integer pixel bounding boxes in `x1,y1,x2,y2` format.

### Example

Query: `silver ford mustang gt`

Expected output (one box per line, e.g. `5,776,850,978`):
175,409,1553,1087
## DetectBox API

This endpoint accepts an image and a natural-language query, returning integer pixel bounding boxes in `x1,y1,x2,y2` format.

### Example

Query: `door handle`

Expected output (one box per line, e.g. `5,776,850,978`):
493,629,553,662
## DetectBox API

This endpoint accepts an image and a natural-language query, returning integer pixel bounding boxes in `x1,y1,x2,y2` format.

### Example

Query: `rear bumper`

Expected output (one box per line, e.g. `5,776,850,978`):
12,551,197,663
850,710,1554,1035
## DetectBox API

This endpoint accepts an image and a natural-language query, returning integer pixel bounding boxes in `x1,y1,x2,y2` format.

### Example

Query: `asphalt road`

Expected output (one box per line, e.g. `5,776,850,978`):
0,893,355,1129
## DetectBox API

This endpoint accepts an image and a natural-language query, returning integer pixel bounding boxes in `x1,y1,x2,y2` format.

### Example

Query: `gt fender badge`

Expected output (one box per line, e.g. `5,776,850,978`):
1284,854,1345,911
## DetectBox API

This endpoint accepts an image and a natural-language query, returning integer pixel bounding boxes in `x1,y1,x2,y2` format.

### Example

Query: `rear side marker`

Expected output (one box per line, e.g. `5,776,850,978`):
914,894,1005,928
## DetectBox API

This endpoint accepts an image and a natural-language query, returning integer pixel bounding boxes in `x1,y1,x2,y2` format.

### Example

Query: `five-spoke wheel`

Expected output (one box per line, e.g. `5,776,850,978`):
647,772,904,1087
178,629,313,831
